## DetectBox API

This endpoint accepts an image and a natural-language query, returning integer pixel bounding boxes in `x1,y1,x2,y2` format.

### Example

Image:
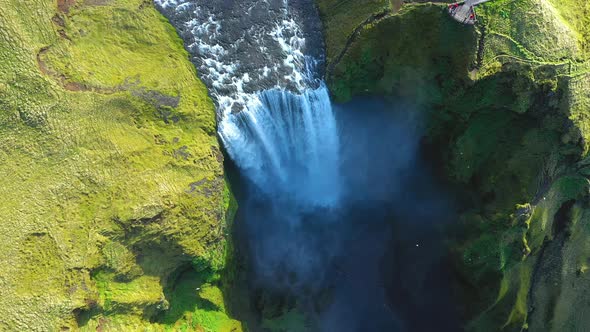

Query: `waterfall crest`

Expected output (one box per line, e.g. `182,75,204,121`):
219,85,340,206
153,2,458,331
154,0,339,206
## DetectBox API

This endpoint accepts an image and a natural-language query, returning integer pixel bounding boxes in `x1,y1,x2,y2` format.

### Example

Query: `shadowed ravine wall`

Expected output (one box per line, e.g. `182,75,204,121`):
155,0,466,331
315,0,590,331
152,0,590,330
226,97,462,331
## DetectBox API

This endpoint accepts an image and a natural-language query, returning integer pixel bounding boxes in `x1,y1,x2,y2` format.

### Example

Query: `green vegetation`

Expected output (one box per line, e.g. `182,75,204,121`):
545,0,590,55
315,0,391,64
0,0,238,330
478,0,582,63
261,310,309,332
163,272,239,332
316,0,590,330
325,3,476,104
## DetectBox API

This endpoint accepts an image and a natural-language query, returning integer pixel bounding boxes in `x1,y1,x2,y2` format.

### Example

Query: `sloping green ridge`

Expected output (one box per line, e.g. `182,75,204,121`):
0,0,240,330
315,0,392,65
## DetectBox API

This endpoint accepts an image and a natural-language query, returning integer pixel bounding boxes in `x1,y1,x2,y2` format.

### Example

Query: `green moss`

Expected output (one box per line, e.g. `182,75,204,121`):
156,269,242,332
315,0,391,65
327,3,476,104
0,0,235,330
102,241,143,281
545,0,590,55
477,0,582,63
560,73,590,155
261,309,309,332
317,0,590,330
467,257,536,332
526,176,589,250
94,271,164,314
454,176,589,331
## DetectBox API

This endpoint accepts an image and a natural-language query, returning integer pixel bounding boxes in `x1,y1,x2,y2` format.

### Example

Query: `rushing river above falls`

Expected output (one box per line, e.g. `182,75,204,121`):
154,0,338,206
155,1,461,331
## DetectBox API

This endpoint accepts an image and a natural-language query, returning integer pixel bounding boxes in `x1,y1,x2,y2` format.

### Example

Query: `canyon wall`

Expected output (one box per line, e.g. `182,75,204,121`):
316,0,590,330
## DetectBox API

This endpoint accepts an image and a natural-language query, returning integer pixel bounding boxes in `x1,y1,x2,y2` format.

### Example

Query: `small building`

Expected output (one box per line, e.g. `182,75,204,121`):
448,0,493,25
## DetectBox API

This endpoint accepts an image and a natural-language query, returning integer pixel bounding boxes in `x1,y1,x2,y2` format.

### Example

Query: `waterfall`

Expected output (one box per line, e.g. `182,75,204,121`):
219,86,340,206
154,0,339,207
154,3,458,331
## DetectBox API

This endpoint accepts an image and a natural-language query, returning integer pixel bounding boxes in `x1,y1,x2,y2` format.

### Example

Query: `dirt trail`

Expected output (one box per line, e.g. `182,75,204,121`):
327,9,393,78
37,47,87,91
327,0,408,78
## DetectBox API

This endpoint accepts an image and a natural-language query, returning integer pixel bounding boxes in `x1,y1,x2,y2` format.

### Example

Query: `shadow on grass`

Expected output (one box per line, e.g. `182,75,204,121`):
155,267,222,325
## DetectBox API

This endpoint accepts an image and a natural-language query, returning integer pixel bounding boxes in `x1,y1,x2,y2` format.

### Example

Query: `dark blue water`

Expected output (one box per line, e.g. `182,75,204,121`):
154,2,461,330
228,97,461,331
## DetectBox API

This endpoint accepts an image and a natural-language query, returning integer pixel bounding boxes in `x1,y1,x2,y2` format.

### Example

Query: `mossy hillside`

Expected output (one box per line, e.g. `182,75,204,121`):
156,269,241,332
475,0,590,151
560,72,590,155
322,0,590,104
0,0,238,330
321,2,577,211
457,176,590,331
315,0,392,65
449,2,590,323
478,0,589,63
524,197,590,331
476,0,582,64
326,3,477,104
317,0,590,330
80,269,241,332
545,0,590,55
443,64,574,210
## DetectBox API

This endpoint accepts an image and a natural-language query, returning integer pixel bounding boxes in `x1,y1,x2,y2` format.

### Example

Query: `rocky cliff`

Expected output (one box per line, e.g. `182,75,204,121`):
316,0,590,330
0,0,239,330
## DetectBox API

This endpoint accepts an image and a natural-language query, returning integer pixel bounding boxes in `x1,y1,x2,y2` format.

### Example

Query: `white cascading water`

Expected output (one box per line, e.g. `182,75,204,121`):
155,0,341,206
219,86,340,206
153,4,429,330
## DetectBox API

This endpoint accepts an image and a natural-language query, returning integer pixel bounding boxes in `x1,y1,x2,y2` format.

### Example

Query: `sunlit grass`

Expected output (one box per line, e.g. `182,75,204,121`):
0,0,233,330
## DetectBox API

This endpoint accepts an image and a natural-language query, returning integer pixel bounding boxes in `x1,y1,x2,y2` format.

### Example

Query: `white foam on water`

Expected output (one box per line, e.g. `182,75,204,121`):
219,85,340,206
154,0,340,206
154,0,189,9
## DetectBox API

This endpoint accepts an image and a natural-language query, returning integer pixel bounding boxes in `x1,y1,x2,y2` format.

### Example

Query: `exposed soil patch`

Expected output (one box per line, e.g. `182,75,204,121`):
36,47,51,76
392,0,403,13
37,47,89,92
51,14,65,28
57,0,76,13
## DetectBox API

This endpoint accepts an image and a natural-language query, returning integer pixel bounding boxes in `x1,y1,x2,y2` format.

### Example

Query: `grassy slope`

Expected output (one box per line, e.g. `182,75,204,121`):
325,3,476,104
0,0,239,330
545,0,590,56
315,0,391,64
316,0,590,330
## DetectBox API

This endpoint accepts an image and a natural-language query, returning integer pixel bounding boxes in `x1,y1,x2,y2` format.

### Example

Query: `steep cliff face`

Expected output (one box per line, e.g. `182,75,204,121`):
0,0,238,330
316,0,590,330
